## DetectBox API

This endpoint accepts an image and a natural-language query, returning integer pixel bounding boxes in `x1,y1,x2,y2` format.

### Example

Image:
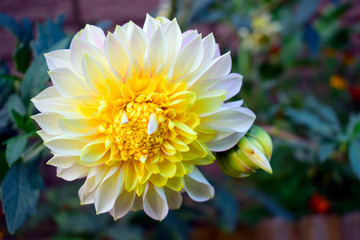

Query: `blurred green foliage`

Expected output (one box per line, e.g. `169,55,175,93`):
1,0,360,238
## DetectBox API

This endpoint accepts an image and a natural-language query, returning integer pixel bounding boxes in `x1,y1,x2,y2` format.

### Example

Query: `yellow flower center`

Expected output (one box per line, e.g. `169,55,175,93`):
75,74,215,195
100,100,169,164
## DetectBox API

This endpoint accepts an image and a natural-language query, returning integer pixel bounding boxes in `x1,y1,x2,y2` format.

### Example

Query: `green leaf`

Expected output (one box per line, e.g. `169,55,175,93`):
21,55,48,103
285,108,333,136
349,137,360,180
11,110,36,133
1,163,40,234
345,113,360,141
305,96,340,131
7,94,26,118
0,107,11,132
5,135,28,166
0,74,15,108
14,43,32,73
6,94,35,132
352,121,360,138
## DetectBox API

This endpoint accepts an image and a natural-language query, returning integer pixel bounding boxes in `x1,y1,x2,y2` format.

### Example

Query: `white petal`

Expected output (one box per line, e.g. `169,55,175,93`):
162,19,182,58
95,165,122,214
31,112,63,135
110,189,135,220
123,21,135,36
79,183,95,205
172,36,203,80
47,155,77,168
32,86,79,113
105,33,130,80
206,131,245,152
59,118,98,137
80,137,108,163
79,165,114,205
146,27,168,75
155,16,170,25
184,167,214,202
56,163,89,181
200,52,232,80
82,54,108,94
201,33,217,65
214,43,220,58
201,107,255,133
33,85,61,98
191,73,243,101
113,25,129,46
164,188,182,209
49,68,89,97
214,73,242,100
45,49,73,71
129,24,148,66
181,30,199,48
80,24,106,50
37,130,59,142
148,113,158,135
143,14,159,38
190,89,226,115
84,165,109,194
71,37,107,75
143,184,169,221
185,52,232,87
45,137,87,156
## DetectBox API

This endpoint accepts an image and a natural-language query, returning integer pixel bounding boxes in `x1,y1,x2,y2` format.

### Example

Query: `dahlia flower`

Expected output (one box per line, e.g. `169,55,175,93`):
32,14,255,220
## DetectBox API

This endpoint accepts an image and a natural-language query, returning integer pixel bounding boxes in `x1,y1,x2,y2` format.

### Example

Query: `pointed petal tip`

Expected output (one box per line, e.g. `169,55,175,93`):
264,164,273,174
121,111,129,124
140,154,148,163
147,113,158,135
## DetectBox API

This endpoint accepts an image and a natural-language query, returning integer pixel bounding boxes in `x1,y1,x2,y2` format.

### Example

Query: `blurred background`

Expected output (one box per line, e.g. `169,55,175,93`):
1,0,360,239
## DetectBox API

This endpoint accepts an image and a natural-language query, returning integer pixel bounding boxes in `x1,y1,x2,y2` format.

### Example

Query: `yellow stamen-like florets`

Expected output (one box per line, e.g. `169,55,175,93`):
99,100,169,164
82,74,204,195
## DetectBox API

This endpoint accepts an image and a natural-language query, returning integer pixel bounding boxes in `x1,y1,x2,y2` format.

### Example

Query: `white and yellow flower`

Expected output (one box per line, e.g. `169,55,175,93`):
32,14,255,220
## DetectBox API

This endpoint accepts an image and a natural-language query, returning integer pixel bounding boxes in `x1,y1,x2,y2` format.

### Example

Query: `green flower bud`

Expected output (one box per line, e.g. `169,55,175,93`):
218,125,273,177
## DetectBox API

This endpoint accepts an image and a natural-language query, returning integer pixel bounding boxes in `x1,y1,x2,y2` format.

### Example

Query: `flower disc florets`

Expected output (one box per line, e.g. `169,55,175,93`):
32,15,256,220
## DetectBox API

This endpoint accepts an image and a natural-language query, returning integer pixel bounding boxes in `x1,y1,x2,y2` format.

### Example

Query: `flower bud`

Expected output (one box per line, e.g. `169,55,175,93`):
218,125,273,177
